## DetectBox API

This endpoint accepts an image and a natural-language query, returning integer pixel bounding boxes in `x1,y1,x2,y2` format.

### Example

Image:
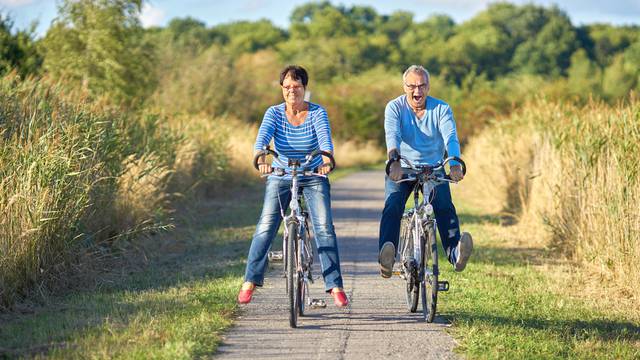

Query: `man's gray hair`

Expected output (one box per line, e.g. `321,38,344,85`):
403,65,430,84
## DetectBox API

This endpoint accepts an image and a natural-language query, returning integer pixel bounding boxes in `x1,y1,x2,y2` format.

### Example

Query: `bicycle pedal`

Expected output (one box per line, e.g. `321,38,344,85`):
309,298,327,308
268,251,283,262
437,281,449,291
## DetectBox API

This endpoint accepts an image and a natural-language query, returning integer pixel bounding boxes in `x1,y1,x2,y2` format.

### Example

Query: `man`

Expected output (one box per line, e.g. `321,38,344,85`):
378,64,473,278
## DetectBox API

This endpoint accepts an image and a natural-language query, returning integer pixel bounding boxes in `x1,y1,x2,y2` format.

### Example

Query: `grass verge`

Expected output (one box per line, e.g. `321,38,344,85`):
0,179,264,359
441,194,640,359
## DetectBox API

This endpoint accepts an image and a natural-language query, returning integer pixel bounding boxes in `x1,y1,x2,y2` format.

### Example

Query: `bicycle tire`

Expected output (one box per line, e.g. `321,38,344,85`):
422,223,438,323
298,226,307,317
287,222,298,328
400,217,419,312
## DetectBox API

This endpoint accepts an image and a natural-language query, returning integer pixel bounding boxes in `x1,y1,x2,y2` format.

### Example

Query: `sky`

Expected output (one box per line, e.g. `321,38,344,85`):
3,0,640,37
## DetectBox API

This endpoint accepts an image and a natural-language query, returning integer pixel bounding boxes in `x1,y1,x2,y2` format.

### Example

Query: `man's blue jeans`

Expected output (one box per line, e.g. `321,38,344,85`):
244,176,343,291
379,175,460,265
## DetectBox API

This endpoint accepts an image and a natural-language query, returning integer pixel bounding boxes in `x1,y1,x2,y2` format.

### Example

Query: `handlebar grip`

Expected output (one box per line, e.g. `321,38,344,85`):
308,149,336,171
444,156,466,175
253,146,280,170
385,159,398,176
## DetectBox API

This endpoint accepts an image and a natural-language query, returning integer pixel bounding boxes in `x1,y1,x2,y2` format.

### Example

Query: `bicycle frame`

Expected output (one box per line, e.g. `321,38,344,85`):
282,162,313,283
400,174,439,278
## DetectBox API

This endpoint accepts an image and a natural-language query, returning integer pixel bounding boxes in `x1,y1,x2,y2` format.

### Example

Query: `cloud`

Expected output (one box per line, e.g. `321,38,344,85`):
240,0,268,13
139,3,165,28
0,0,37,6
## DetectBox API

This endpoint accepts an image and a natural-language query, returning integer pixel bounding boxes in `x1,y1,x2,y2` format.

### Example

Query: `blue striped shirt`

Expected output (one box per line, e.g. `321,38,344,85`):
254,102,334,178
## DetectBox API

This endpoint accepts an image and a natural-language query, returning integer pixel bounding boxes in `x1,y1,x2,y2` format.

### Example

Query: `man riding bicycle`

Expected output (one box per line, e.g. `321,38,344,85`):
379,65,473,278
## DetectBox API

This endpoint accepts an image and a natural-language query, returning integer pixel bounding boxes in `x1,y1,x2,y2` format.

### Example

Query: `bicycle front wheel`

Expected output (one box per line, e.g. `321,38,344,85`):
287,222,298,328
298,228,308,317
422,224,438,323
400,216,419,312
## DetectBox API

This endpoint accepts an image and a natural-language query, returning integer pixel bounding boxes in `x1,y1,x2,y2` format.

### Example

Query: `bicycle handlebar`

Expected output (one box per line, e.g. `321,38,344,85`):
253,146,280,170
253,146,336,173
385,155,467,181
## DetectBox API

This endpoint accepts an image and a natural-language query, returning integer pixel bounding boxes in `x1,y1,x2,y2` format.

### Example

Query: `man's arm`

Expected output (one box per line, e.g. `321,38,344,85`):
384,101,403,181
438,105,464,181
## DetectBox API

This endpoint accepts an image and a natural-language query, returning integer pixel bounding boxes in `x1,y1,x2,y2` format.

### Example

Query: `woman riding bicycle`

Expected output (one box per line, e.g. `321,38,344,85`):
237,65,348,308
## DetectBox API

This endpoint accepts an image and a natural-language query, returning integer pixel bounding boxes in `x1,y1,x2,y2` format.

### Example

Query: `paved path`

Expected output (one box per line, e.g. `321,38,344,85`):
216,170,459,359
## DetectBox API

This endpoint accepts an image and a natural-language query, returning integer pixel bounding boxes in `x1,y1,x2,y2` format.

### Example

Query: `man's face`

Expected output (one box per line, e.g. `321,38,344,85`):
403,72,429,109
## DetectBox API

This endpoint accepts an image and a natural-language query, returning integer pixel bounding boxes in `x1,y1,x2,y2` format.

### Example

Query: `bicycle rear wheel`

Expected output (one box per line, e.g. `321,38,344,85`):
400,216,419,312
287,222,298,328
421,224,438,323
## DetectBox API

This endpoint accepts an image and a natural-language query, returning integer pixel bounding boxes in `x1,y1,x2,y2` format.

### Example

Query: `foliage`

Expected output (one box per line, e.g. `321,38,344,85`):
40,0,155,106
0,14,41,77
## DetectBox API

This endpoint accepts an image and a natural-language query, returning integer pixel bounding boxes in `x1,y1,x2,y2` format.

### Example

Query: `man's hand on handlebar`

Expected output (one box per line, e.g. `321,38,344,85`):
389,161,403,181
450,164,464,182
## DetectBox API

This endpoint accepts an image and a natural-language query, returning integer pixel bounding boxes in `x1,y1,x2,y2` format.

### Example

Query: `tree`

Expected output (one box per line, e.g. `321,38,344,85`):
0,14,42,77
511,12,579,76
398,14,455,73
213,20,286,56
41,0,155,105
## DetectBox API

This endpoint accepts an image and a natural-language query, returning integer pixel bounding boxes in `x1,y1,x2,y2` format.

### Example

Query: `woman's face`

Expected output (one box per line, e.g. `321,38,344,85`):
281,74,305,105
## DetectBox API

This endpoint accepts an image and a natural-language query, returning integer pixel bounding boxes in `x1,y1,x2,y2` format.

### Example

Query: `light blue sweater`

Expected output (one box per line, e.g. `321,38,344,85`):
384,95,461,167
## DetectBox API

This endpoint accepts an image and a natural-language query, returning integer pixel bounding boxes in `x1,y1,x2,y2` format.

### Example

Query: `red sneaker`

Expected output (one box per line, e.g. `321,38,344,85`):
330,288,349,307
237,283,255,304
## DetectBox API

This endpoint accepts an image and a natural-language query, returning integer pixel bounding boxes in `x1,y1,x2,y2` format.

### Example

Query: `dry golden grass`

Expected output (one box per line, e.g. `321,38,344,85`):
114,153,174,235
457,97,640,301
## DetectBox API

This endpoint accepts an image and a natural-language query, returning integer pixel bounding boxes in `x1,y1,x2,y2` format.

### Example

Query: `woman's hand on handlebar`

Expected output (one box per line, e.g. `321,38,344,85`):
256,154,272,175
317,155,333,175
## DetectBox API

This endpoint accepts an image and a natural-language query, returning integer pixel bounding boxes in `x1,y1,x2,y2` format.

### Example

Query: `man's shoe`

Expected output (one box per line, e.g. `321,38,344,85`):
237,282,255,304
379,242,396,278
455,232,473,272
330,288,349,307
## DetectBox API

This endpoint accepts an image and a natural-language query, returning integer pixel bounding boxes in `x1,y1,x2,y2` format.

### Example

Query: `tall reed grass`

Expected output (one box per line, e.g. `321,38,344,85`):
0,74,229,308
459,96,640,299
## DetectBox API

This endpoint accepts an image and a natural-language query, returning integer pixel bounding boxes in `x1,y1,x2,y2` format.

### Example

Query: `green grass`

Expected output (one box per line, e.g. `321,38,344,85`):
3,169,638,359
0,181,264,359
440,197,640,359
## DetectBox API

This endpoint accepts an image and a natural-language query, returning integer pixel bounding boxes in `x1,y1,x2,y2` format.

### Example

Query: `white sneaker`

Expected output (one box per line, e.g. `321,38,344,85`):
455,232,473,272
379,242,396,278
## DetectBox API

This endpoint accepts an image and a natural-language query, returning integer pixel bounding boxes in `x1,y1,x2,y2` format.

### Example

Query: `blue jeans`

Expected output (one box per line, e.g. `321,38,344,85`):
379,175,460,265
244,176,343,291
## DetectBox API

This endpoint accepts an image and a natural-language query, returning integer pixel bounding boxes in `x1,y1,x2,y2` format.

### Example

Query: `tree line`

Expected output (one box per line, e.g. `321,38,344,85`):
2,0,639,141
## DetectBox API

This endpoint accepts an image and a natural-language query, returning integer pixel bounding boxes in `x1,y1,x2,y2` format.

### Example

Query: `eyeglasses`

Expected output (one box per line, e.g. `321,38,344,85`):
404,83,428,91
282,85,304,92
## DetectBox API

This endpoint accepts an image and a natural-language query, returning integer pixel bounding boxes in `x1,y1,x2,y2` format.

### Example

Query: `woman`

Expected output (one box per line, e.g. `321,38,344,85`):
237,65,348,307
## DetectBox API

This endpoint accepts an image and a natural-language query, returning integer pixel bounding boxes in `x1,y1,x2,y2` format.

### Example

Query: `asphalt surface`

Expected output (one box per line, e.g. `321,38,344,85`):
215,170,460,359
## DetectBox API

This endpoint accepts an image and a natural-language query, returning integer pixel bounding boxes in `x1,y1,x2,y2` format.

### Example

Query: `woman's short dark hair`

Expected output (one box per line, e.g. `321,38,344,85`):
279,65,308,87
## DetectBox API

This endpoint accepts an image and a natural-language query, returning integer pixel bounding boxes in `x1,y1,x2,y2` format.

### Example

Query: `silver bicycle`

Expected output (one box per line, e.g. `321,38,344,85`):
386,155,466,322
253,146,335,328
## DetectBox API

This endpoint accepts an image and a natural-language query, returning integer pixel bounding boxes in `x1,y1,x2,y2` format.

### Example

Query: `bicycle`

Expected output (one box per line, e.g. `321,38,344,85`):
253,146,336,328
385,155,466,322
